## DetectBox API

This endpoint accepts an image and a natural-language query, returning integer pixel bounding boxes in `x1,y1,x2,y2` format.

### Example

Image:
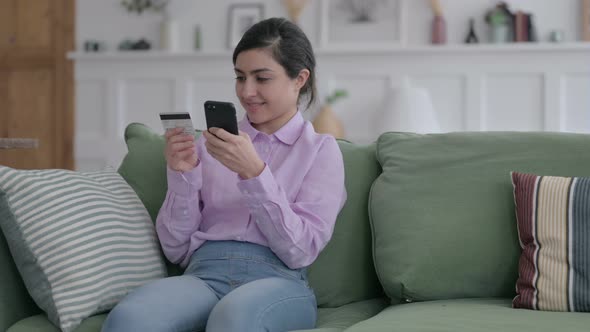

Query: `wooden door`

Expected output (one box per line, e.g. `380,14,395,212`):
0,0,74,169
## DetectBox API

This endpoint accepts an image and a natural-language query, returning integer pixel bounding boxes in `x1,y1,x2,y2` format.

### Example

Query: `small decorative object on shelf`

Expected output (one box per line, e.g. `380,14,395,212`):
549,30,565,43
282,0,309,25
527,14,538,42
582,0,590,41
83,40,106,52
118,39,134,50
312,89,348,139
465,18,479,44
118,39,152,51
429,0,446,44
513,10,534,42
485,2,513,43
121,0,169,14
132,39,152,50
194,25,202,50
160,16,180,52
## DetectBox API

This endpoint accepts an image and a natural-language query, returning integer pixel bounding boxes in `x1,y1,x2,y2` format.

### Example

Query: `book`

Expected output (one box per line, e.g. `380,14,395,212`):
514,11,528,42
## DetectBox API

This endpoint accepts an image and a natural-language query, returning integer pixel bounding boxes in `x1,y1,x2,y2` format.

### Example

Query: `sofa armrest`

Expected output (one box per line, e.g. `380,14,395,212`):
0,232,40,331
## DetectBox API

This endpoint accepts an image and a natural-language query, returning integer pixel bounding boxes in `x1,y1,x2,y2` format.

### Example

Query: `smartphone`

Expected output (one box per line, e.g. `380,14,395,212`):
204,100,239,135
159,112,195,135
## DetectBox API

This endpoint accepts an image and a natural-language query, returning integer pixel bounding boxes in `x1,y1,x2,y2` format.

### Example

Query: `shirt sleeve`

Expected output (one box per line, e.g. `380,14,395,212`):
236,138,347,269
155,137,204,264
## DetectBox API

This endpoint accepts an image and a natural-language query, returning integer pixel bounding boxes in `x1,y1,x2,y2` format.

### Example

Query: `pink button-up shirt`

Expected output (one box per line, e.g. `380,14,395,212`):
156,112,347,269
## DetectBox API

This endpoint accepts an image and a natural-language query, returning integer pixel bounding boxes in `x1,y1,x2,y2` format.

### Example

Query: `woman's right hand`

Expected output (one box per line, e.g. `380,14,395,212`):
165,128,199,172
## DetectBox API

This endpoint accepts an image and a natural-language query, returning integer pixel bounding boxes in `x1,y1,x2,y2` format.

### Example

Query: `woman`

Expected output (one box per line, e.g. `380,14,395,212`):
102,17,346,332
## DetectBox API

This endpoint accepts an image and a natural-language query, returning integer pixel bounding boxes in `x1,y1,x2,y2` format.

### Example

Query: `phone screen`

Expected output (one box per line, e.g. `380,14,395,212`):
204,100,239,135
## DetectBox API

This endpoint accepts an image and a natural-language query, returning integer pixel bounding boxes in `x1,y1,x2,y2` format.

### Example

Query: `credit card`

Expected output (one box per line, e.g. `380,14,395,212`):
159,112,195,135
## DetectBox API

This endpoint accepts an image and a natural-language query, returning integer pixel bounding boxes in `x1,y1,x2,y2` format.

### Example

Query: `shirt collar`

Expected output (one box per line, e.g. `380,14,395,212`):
239,111,304,145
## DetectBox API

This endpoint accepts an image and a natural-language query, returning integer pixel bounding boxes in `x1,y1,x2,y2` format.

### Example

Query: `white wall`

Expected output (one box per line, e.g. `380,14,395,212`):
77,0,584,52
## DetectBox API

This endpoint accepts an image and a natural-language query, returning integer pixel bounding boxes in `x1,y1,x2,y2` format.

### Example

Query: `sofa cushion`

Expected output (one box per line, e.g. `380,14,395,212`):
312,298,388,330
371,132,590,303
0,167,166,332
308,141,384,307
118,123,383,307
345,298,590,332
512,172,590,312
9,299,388,332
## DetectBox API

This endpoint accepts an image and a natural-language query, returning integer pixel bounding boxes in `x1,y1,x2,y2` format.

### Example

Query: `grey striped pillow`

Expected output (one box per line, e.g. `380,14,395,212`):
0,166,166,332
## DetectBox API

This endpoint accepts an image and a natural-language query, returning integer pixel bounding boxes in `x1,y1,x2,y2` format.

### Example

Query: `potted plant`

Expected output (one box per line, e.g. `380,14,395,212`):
121,0,181,52
121,0,169,14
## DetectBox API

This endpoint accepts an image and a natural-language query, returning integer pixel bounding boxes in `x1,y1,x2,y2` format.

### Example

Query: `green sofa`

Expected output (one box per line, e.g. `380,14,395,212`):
2,123,589,331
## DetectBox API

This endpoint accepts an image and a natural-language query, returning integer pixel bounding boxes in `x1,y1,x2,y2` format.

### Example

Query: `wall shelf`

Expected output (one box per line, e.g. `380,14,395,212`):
68,42,590,61
315,42,590,55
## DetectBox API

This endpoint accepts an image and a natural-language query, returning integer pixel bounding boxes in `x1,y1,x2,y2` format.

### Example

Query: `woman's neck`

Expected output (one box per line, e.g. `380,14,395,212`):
253,107,298,135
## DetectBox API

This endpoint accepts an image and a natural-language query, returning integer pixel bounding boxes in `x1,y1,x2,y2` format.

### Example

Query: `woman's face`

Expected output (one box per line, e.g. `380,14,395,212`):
234,48,309,134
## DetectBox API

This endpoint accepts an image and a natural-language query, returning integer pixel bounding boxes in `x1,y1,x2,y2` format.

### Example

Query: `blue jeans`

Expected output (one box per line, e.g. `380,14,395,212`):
101,241,317,332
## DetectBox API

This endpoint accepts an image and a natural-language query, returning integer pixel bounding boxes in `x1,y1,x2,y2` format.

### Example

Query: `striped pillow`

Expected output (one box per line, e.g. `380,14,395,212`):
0,166,166,332
511,171,589,312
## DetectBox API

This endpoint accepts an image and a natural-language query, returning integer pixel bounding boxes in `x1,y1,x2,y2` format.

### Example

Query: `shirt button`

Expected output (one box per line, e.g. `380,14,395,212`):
183,210,188,216
236,236,242,241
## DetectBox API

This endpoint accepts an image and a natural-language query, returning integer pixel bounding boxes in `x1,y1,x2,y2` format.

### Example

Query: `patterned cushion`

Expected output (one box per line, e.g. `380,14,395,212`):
512,171,590,312
0,166,166,332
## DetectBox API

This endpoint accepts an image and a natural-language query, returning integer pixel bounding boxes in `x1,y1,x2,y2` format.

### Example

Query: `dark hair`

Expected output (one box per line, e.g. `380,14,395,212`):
232,17,317,110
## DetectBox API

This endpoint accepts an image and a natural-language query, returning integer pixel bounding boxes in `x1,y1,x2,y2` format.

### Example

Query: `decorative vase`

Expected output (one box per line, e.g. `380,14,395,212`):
491,24,510,43
432,15,447,44
282,0,309,25
193,24,201,50
312,105,345,139
160,17,180,52
584,0,590,41
429,0,446,44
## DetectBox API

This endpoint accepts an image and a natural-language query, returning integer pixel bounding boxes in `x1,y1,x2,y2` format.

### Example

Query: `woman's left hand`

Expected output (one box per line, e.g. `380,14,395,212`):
204,128,265,179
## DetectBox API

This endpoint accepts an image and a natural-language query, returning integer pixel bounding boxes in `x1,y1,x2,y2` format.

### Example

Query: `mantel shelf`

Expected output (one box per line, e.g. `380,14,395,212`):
68,42,590,61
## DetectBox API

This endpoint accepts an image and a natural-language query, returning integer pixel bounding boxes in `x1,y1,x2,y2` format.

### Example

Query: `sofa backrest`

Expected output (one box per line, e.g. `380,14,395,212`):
307,140,384,307
117,123,383,307
369,131,590,304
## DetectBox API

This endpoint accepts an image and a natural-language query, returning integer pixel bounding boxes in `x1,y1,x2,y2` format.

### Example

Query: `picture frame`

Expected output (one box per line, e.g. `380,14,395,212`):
319,0,405,50
227,3,265,49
